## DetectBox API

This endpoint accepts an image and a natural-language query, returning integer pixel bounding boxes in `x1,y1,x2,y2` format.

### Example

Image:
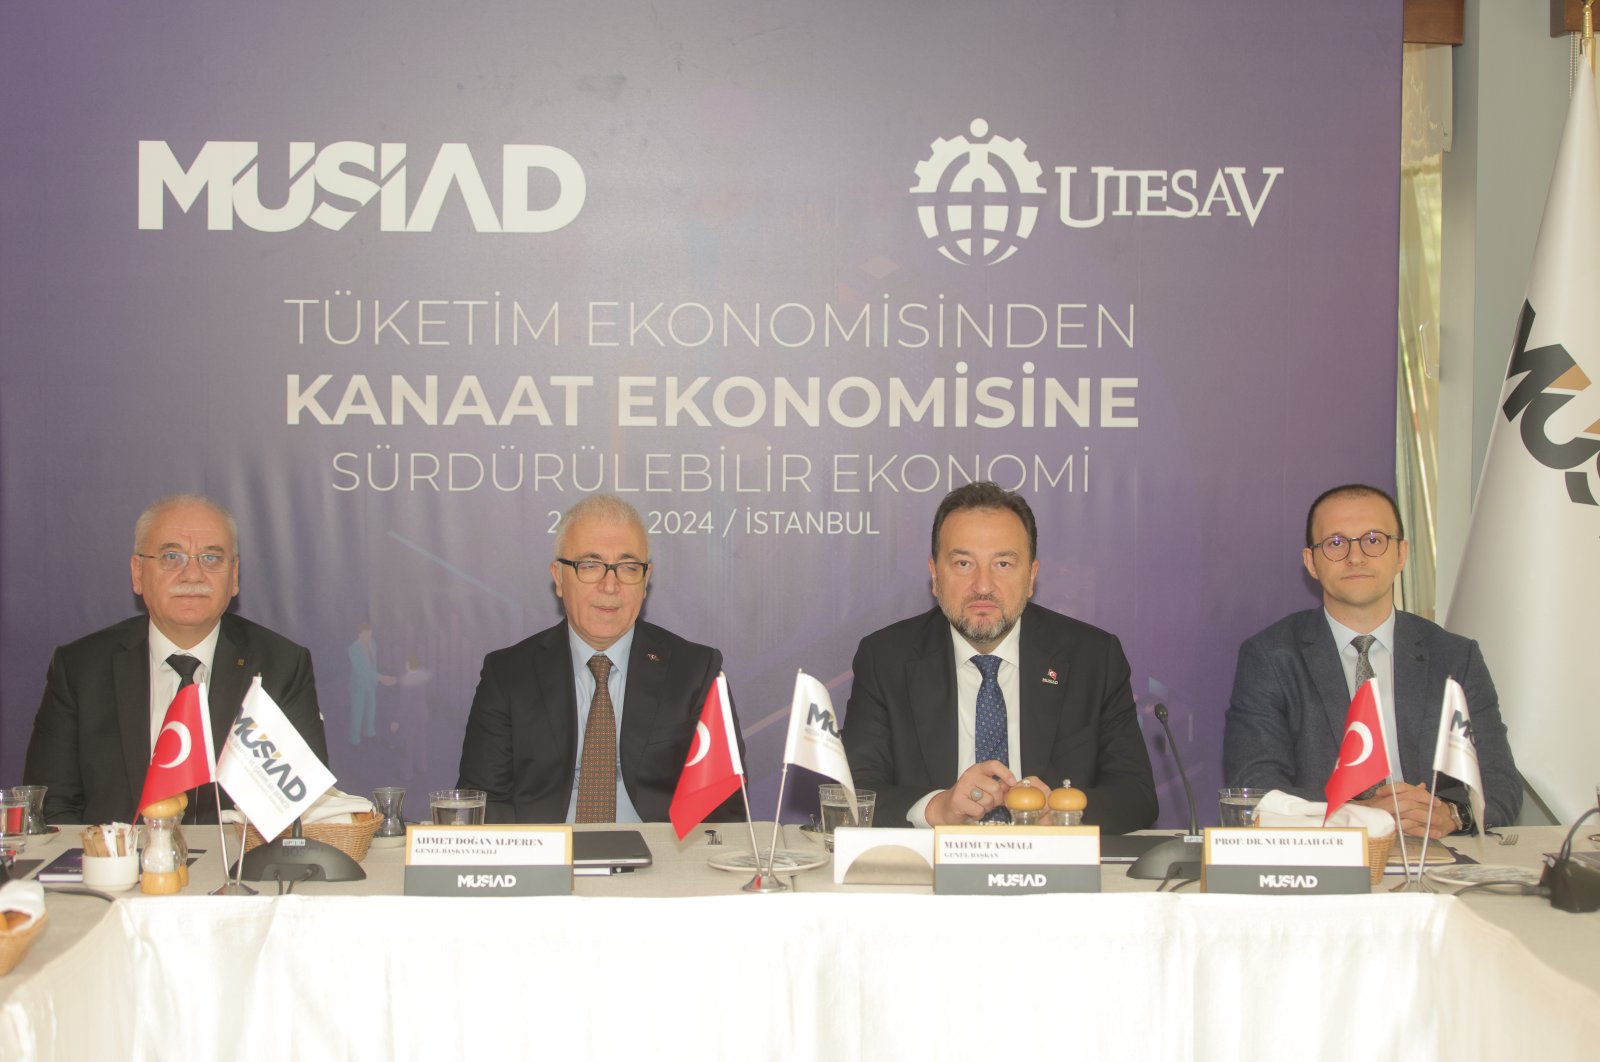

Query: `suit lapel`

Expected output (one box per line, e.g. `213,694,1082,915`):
1017,608,1060,777
537,624,580,785
909,614,959,781
1299,612,1354,744
209,618,251,756
619,625,667,781
113,625,152,813
1391,613,1429,779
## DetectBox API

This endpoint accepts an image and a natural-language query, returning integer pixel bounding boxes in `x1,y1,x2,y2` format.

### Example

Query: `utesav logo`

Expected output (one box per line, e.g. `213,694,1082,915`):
138,140,586,233
912,118,1285,265
911,119,1047,266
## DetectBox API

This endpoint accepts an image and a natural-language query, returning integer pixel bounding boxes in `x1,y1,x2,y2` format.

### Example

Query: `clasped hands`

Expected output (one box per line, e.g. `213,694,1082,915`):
926,760,1050,826
1353,781,1454,840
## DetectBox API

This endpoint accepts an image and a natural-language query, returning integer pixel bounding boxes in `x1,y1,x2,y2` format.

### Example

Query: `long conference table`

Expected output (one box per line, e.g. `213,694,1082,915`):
3,823,1598,1060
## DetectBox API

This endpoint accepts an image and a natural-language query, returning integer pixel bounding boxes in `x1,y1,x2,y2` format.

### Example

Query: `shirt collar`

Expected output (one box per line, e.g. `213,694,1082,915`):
147,619,222,676
1323,608,1396,655
947,614,1024,669
568,623,635,678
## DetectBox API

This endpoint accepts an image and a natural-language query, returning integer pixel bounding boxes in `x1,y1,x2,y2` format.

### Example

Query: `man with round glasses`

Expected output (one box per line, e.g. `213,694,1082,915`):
457,493,742,823
23,493,328,824
1224,483,1521,837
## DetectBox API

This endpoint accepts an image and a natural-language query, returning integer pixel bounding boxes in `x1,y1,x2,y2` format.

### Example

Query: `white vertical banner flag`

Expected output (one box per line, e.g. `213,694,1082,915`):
1432,678,1486,838
217,676,337,841
783,670,855,796
1446,59,1600,823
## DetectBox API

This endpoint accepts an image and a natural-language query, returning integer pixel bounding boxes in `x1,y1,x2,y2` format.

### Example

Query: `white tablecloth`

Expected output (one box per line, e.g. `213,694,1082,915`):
4,826,1598,1060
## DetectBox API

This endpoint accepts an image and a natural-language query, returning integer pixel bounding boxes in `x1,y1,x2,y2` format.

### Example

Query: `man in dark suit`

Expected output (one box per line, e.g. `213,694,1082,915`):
842,482,1157,833
457,494,741,823
23,494,327,825
1224,484,1520,836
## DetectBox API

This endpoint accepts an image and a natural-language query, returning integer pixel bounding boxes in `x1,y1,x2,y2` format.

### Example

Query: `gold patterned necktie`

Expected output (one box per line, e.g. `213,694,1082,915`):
576,654,617,822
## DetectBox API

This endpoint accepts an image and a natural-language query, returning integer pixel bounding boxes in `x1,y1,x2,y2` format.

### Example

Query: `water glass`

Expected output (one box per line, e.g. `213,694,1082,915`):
1218,787,1268,828
429,789,486,825
819,785,875,851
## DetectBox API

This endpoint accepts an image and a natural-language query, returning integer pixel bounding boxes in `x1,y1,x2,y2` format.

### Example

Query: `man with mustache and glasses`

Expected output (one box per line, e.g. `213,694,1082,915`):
23,494,328,825
842,482,1157,831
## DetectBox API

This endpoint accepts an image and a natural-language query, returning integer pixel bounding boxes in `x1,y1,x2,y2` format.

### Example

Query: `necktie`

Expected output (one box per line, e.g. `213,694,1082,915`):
972,654,1010,823
167,653,201,689
164,654,204,821
1351,634,1376,689
576,654,617,823
1349,634,1384,796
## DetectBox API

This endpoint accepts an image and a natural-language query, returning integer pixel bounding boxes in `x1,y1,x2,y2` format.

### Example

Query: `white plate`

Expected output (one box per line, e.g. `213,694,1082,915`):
707,847,828,874
1424,863,1540,892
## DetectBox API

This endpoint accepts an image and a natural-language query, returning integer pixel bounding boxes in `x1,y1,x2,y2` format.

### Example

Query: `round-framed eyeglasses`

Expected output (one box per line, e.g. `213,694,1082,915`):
1311,530,1399,562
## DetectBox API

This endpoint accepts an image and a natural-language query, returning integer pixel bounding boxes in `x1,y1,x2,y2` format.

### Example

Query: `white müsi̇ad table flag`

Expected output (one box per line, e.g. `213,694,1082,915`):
1432,678,1486,837
217,676,337,841
784,670,856,809
1446,58,1600,824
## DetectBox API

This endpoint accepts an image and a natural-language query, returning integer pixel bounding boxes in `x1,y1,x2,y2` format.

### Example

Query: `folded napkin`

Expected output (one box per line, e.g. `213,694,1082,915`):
1254,790,1396,837
0,880,46,931
220,788,375,828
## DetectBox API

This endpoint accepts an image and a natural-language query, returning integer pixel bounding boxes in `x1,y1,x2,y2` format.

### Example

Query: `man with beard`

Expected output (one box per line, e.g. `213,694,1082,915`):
841,482,1157,831
23,494,328,825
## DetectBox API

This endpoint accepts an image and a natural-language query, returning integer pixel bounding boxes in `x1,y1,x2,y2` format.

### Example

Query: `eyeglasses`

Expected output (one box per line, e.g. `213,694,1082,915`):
136,550,232,572
556,558,650,584
1311,530,1399,562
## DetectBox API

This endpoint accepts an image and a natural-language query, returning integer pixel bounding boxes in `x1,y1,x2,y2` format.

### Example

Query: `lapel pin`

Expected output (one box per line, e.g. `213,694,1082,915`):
236,658,246,667
647,652,661,662
1042,668,1059,685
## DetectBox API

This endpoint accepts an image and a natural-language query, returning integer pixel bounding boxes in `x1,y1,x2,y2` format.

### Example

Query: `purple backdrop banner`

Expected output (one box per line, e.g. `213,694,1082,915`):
0,1,1400,826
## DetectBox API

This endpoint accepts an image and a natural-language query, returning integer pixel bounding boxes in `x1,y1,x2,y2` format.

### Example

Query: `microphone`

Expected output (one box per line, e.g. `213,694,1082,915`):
1127,703,1204,883
1156,703,1199,839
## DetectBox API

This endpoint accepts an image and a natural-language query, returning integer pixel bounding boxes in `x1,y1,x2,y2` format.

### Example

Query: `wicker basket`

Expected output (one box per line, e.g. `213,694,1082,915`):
1366,833,1395,885
0,909,48,976
243,811,382,863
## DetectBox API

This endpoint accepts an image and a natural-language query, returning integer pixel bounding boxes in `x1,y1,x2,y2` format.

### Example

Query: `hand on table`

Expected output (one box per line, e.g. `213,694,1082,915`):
1354,782,1453,840
925,762,1049,825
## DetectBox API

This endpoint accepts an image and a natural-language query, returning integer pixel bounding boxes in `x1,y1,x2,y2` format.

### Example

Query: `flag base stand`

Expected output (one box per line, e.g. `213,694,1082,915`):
209,880,259,896
742,871,789,893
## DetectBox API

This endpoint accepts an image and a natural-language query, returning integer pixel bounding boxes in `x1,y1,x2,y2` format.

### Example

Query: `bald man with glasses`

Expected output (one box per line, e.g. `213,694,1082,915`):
1223,483,1522,837
457,493,744,824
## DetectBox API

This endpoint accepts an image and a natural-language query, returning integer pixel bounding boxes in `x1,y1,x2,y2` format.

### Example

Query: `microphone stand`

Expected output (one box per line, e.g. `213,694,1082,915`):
1127,704,1203,883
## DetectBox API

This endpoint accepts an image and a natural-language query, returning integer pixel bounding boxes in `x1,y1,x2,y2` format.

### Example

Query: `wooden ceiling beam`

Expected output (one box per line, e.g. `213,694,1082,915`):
1404,0,1464,46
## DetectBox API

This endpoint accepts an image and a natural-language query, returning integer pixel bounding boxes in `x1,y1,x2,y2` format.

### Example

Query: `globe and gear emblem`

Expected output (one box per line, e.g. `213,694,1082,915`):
911,118,1047,265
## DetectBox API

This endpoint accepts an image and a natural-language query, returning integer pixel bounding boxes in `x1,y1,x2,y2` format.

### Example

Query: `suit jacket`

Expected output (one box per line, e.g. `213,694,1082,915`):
22,613,328,826
841,603,1158,834
455,620,742,824
1223,608,1521,828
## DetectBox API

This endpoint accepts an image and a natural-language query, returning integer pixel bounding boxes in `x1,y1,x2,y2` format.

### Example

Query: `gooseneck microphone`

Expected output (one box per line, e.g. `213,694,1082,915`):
1155,703,1200,839
1127,703,1204,883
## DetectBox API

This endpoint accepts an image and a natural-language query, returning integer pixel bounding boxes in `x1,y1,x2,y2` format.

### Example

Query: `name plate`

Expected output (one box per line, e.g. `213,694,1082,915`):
933,826,1101,894
1203,827,1370,895
404,825,572,896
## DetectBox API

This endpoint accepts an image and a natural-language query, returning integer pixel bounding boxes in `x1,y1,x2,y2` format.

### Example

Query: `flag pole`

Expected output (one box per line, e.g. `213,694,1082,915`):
1417,770,1442,875
764,762,793,881
737,775,785,893
1585,0,1594,73
1385,777,1417,887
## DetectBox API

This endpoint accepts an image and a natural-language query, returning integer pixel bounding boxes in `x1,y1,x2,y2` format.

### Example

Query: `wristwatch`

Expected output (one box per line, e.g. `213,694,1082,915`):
1444,798,1471,833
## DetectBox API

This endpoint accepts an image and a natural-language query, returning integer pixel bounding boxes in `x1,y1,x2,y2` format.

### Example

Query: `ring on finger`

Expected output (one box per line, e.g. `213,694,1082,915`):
969,787,985,803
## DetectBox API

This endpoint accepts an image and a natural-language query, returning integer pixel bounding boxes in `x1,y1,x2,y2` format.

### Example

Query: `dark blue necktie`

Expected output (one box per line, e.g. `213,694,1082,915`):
973,654,1010,823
